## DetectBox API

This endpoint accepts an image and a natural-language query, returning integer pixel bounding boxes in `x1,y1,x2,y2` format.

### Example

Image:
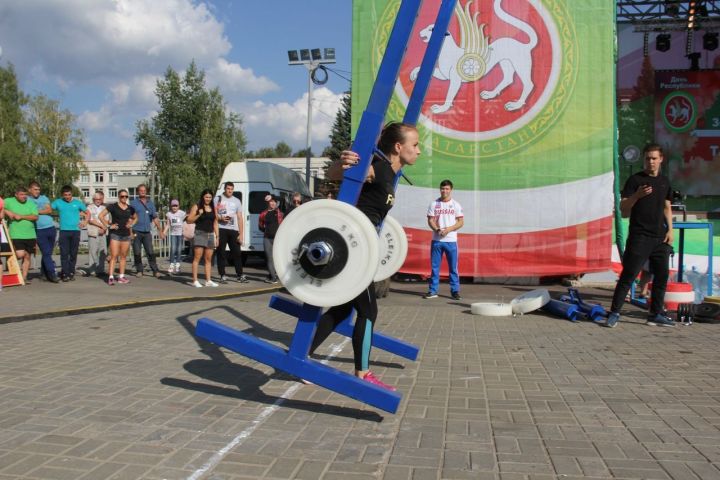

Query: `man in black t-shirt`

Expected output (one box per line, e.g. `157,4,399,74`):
259,196,284,283
605,143,675,328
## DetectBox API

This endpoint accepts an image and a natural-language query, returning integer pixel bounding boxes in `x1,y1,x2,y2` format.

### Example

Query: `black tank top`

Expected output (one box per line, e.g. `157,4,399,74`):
355,154,396,227
195,206,215,233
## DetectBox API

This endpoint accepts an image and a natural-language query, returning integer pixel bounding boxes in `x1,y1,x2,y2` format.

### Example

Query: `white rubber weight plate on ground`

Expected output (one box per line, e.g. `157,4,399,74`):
471,302,513,316
273,200,379,307
510,289,551,314
374,215,408,282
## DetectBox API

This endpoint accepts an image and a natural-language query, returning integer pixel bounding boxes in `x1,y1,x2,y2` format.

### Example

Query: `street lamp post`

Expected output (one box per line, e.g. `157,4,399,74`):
288,48,336,191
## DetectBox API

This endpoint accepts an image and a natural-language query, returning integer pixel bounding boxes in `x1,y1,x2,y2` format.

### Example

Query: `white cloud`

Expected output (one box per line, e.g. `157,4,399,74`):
82,141,113,162
1,1,278,96
130,144,147,161
207,58,279,96
0,0,229,82
110,75,158,108
242,87,344,150
0,1,317,159
78,106,113,131
93,150,113,161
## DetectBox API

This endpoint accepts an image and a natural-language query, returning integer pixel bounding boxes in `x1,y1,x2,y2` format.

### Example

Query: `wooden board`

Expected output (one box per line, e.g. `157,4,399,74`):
1,221,25,287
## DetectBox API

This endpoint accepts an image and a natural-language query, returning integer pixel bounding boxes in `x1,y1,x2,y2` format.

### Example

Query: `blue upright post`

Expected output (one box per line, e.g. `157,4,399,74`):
338,0,424,206
403,0,458,125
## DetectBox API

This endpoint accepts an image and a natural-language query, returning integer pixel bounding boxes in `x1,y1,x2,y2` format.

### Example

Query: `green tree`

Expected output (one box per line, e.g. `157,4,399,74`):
274,141,293,157
249,141,294,158
293,147,314,158
632,55,655,101
135,61,247,205
323,90,351,163
0,63,28,195
23,94,85,197
250,146,276,158
320,90,351,193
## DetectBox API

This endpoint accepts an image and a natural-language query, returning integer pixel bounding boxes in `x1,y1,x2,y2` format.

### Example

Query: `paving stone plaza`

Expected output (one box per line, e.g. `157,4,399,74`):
1,273,720,479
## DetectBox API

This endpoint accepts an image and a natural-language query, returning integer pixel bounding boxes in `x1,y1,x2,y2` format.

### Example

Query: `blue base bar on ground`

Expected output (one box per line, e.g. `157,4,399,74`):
269,295,420,361
196,318,402,413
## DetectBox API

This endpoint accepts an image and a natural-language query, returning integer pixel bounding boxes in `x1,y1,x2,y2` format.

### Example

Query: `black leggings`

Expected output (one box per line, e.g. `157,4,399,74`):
611,234,673,315
310,285,377,372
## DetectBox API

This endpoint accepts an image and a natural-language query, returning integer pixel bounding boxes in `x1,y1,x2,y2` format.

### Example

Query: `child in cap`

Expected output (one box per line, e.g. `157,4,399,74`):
163,199,187,273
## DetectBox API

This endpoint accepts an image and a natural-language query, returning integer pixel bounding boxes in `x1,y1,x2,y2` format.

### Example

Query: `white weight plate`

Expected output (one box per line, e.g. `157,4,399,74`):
273,200,379,307
374,215,408,282
471,302,513,316
510,288,551,314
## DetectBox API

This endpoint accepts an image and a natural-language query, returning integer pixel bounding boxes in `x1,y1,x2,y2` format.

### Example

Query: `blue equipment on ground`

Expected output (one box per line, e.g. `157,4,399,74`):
559,288,608,321
541,299,581,322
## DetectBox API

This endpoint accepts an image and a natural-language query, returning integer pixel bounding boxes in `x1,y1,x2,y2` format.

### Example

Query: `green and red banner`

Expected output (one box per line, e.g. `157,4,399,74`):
352,0,616,277
655,70,720,196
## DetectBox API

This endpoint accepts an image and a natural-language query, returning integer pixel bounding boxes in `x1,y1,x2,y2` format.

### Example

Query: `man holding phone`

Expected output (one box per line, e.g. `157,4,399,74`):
214,181,248,283
605,143,675,328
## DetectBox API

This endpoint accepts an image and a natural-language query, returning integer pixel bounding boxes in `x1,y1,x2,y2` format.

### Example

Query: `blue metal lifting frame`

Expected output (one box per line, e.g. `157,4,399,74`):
196,0,458,414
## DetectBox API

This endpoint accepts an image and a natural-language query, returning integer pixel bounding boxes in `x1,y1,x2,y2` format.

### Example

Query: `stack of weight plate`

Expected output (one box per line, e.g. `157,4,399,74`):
694,300,720,324
470,289,551,317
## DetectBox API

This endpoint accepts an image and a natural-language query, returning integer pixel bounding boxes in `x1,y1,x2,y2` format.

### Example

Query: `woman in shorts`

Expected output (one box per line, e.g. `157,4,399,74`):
187,189,219,288
100,189,137,285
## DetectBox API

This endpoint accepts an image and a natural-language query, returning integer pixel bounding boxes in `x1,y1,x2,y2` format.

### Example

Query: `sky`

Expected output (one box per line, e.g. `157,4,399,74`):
0,0,352,162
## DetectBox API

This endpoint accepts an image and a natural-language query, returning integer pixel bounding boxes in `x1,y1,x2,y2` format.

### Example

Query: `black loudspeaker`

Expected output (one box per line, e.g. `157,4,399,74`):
656,34,671,52
703,32,718,51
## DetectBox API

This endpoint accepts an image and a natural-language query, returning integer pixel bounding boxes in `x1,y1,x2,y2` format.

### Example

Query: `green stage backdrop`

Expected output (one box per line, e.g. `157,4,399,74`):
353,0,616,277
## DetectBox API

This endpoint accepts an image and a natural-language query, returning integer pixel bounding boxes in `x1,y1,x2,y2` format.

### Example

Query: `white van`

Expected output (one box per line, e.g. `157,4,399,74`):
216,161,312,260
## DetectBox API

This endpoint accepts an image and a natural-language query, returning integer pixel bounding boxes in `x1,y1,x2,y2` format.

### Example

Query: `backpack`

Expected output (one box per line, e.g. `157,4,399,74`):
182,222,195,241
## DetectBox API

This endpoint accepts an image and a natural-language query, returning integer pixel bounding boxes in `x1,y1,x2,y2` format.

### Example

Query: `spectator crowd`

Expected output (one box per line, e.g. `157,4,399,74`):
0,181,307,289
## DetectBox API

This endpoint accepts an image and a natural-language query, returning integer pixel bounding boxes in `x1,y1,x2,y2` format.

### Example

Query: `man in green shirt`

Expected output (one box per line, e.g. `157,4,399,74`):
3,186,39,283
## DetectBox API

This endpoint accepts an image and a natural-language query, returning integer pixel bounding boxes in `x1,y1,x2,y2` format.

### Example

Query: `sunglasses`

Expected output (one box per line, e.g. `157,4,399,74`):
119,195,129,198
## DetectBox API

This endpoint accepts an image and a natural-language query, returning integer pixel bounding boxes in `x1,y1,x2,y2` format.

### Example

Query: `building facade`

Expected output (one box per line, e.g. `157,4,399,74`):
76,157,328,203
76,160,148,202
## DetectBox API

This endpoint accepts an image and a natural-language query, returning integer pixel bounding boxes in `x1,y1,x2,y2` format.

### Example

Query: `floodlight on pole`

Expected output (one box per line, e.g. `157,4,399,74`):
287,47,336,190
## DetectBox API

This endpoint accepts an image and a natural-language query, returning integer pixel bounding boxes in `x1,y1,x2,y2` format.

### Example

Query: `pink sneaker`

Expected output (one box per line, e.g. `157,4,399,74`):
117,277,130,284
361,372,396,391
107,277,115,286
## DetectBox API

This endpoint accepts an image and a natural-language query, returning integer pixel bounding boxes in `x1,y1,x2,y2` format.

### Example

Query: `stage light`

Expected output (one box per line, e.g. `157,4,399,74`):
688,1,697,30
703,32,718,51
656,34,672,52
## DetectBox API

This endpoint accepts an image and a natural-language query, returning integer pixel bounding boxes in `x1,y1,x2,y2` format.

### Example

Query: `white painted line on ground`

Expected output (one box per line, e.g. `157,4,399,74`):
186,338,350,480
